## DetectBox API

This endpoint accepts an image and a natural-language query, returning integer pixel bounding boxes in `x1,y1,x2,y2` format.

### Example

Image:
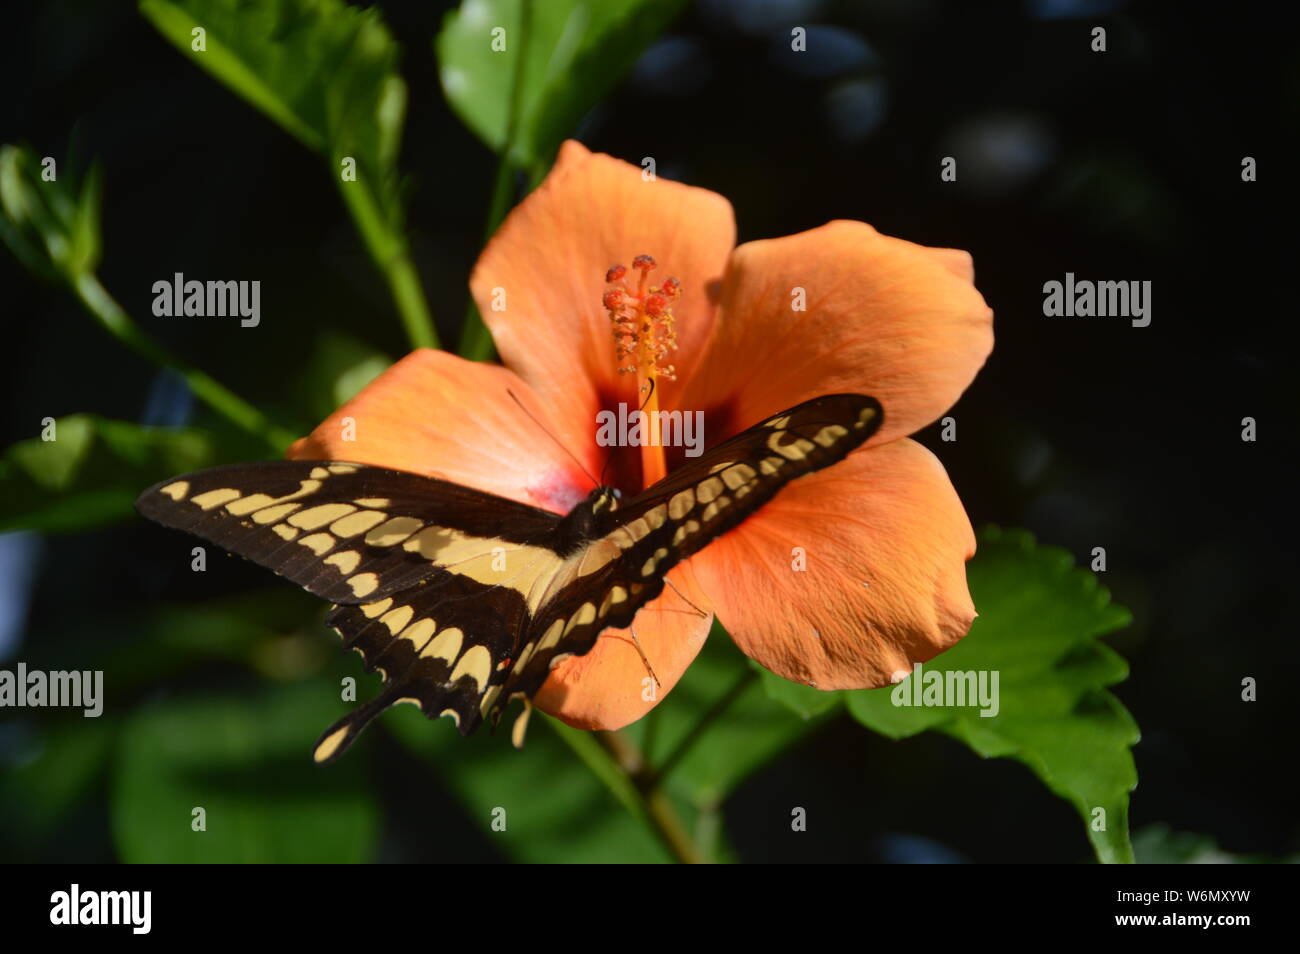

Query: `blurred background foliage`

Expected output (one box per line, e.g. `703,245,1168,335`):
0,0,1294,863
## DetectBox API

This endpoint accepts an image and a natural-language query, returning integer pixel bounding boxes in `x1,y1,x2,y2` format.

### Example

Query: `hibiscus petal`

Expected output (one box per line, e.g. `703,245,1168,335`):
470,140,736,432
286,348,592,514
688,439,977,690
534,562,714,730
677,220,993,447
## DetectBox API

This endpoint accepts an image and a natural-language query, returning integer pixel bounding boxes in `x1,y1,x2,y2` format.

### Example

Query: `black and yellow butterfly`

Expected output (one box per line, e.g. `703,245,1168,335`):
136,392,882,762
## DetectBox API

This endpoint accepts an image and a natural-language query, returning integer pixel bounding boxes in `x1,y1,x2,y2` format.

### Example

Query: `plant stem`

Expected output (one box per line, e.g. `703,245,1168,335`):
458,0,533,362
456,155,516,362
545,715,703,864
335,178,439,351
647,667,760,792
72,272,296,451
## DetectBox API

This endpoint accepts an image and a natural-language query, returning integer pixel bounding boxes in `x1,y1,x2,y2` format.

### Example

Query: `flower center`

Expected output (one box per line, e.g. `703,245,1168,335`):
602,254,682,485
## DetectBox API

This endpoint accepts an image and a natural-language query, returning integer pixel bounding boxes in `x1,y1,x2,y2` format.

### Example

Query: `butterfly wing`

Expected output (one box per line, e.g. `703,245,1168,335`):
483,393,884,716
136,460,565,605
136,460,577,761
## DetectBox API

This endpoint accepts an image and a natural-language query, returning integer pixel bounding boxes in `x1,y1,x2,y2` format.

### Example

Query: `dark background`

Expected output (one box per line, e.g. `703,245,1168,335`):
1,0,1295,862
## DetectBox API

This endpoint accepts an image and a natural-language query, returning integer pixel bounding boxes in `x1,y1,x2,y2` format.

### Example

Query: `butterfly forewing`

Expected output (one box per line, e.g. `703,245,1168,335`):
136,461,565,605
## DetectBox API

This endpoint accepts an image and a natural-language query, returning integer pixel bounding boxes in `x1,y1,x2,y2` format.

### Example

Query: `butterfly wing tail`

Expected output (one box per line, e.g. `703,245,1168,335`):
312,683,407,765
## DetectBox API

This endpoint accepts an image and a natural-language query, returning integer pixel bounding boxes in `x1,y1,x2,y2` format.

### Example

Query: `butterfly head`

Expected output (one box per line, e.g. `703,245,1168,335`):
589,485,621,516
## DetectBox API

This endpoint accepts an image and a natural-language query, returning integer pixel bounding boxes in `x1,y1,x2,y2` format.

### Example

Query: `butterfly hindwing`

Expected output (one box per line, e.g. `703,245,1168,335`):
312,570,533,762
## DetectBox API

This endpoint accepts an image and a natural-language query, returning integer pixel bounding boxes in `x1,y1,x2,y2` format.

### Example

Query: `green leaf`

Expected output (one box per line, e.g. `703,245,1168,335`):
757,663,844,720
1132,824,1298,864
0,719,118,859
295,330,392,422
111,680,379,862
437,0,687,176
625,631,836,807
140,0,439,350
384,703,670,862
0,415,215,533
140,0,408,239
0,144,102,281
845,526,1139,864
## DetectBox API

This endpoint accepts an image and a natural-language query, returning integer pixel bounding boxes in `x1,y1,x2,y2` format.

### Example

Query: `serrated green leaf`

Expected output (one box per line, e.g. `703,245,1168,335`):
846,526,1139,863
111,680,379,862
437,0,687,175
0,415,215,533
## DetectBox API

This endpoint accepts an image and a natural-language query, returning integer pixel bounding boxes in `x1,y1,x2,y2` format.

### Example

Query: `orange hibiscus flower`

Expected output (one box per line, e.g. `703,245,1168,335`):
289,140,993,732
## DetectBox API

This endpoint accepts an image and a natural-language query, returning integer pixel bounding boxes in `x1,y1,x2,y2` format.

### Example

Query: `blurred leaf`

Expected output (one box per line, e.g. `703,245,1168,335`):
626,631,836,808
846,526,1139,864
27,589,326,691
0,719,118,859
140,0,408,239
0,415,214,533
1132,824,1298,864
0,143,102,280
296,330,392,422
437,0,687,176
385,703,670,862
112,680,378,862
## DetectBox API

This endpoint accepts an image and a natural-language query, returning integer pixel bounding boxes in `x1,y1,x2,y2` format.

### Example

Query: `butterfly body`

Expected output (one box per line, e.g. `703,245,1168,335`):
135,392,882,762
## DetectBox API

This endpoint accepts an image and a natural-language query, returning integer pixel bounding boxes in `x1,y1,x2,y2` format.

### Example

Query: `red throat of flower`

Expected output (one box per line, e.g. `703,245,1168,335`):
603,255,681,486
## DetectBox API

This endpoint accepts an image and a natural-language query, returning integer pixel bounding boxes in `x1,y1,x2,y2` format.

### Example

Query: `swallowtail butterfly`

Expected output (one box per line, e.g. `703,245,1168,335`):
136,393,882,762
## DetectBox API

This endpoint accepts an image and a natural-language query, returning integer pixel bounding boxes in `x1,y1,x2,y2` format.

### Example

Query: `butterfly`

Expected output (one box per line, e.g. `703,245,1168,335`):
135,392,883,763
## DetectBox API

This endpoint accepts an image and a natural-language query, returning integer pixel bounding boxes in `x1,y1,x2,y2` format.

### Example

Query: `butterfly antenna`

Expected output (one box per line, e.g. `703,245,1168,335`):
664,577,709,619
628,622,661,688
506,389,600,489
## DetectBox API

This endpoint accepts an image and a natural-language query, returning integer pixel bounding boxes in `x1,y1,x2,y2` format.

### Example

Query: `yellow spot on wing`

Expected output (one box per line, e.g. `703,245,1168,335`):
814,424,849,448
424,627,463,662
330,510,387,537
696,476,724,504
378,605,414,634
564,602,597,636
289,503,356,530
325,550,361,575
252,502,301,524
271,524,298,541
450,645,492,689
672,519,701,546
399,617,436,650
538,618,566,651
668,489,695,519
721,464,757,489
191,488,241,510
159,481,189,501
313,726,350,763
298,533,334,555
348,573,379,597
365,516,423,547
360,598,392,619
354,497,390,507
